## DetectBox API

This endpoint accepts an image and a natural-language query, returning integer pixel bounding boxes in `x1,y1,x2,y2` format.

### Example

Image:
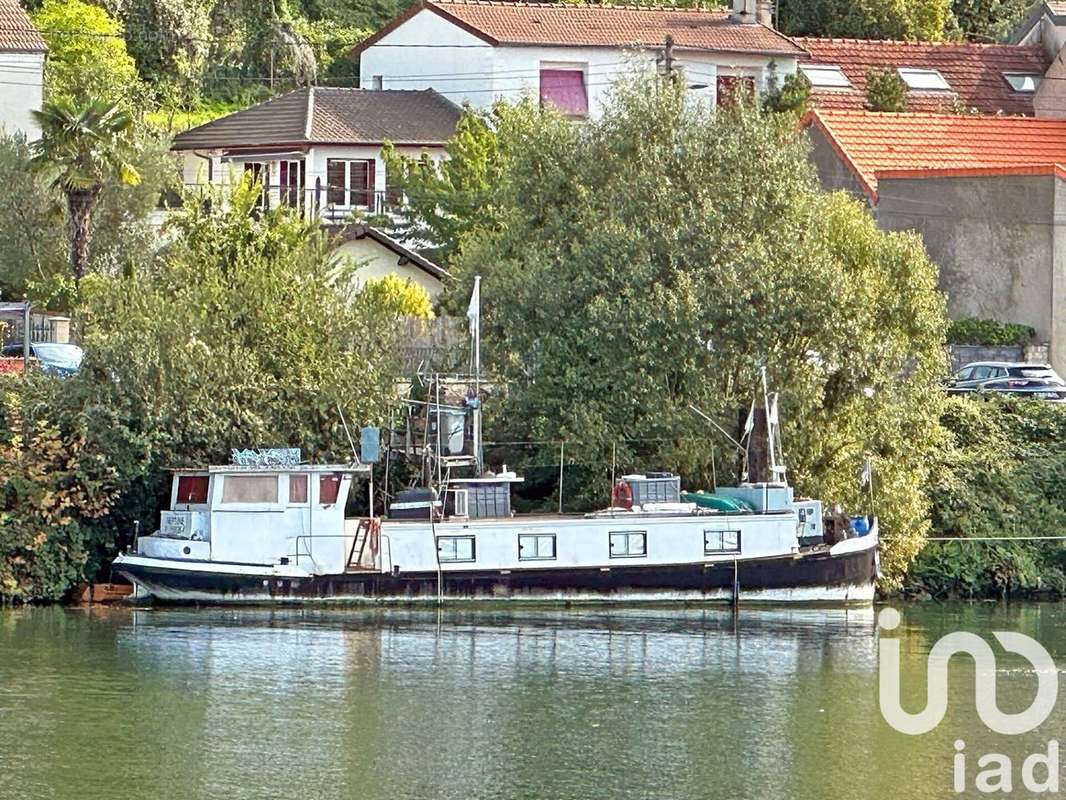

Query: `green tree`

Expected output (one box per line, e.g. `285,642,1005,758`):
763,67,812,115
451,77,947,585
33,0,145,108
948,0,1032,42
30,100,142,283
355,274,435,320
866,69,909,112
383,103,524,265
779,0,951,40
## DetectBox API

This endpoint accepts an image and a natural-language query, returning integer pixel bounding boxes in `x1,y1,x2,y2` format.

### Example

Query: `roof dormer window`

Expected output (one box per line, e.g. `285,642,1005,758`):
799,64,851,88
897,68,951,91
1003,73,1041,92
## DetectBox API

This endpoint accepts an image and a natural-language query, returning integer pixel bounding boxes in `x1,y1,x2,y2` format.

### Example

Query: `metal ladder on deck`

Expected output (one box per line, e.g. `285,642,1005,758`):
346,518,379,572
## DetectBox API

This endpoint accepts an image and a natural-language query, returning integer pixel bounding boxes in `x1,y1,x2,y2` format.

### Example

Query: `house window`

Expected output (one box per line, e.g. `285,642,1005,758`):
325,159,376,208
1003,73,1041,92
279,159,305,208
176,475,209,504
704,529,741,554
319,474,342,505
897,68,951,91
438,535,476,562
609,531,647,558
716,75,756,108
289,474,308,504
221,474,278,504
540,67,588,116
518,534,556,561
799,64,851,88
243,162,268,207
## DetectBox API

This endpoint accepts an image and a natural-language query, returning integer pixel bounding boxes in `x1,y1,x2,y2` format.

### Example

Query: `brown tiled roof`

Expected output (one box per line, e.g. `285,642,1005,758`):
353,0,805,57
172,87,461,150
0,0,46,53
802,109,1066,199
797,38,1049,116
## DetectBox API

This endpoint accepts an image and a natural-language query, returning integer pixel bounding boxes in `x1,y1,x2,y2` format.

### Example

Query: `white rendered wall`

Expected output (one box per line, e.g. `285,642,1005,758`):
0,52,44,139
358,9,799,116
332,237,444,298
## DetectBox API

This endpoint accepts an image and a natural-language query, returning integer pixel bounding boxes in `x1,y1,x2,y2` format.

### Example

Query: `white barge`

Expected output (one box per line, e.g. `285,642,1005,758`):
113,464,878,605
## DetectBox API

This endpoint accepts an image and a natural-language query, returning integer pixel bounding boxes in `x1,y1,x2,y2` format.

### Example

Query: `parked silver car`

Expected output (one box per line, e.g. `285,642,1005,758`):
948,362,1066,401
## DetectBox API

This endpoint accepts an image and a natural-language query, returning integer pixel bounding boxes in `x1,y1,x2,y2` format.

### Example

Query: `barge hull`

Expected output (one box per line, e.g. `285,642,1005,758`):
116,544,878,605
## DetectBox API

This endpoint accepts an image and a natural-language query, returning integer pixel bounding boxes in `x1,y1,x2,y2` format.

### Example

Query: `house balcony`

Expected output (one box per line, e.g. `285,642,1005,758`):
179,183,403,227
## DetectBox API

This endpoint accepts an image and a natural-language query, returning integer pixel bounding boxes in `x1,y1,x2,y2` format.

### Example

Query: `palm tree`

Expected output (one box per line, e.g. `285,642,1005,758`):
30,99,141,282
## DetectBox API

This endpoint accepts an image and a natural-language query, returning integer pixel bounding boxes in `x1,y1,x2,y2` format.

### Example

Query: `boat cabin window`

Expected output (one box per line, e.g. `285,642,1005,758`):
289,474,308,504
518,534,556,561
175,475,209,504
221,474,278,504
705,529,741,554
437,535,476,563
319,474,342,505
609,531,646,558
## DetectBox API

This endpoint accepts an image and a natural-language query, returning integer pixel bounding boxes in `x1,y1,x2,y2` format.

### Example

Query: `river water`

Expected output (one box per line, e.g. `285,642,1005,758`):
1,603,1064,800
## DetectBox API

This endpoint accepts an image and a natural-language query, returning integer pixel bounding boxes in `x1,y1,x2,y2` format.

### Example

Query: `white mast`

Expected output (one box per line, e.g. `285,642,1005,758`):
467,276,483,473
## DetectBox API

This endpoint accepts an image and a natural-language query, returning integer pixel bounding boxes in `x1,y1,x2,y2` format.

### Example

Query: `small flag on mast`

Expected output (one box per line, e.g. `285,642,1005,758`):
859,457,873,487
467,276,481,336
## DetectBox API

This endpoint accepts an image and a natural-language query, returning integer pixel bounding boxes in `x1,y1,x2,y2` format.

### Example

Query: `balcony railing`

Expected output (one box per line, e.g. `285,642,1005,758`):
180,183,402,225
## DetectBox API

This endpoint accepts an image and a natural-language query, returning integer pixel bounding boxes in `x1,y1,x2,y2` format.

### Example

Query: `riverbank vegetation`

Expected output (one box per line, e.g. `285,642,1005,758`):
0,185,411,601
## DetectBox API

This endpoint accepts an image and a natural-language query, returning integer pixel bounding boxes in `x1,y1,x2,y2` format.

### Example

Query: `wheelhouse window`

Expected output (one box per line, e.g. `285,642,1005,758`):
326,159,375,207
175,475,209,504
705,529,741,554
799,64,850,88
438,535,476,563
518,534,556,561
221,474,278,504
897,68,951,91
319,474,342,505
540,67,588,117
288,474,308,504
1003,73,1041,92
609,531,647,558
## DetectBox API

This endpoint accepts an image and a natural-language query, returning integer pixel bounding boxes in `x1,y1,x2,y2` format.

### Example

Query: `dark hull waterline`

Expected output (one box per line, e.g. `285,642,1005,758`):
116,545,878,605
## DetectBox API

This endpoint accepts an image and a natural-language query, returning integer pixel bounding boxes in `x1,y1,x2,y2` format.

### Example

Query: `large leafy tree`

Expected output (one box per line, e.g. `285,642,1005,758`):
449,77,948,585
33,0,145,108
778,0,951,40
30,100,142,283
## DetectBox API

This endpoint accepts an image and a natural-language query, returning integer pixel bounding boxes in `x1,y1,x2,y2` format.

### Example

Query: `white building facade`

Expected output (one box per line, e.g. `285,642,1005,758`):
355,0,805,117
0,0,46,139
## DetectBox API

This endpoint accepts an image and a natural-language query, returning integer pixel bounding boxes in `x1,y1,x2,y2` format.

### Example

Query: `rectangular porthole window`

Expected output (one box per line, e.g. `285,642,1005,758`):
799,64,851,88
705,529,741,554
175,475,209,504
438,535,476,563
609,531,647,558
897,68,951,91
288,474,308,504
518,534,556,561
221,474,279,504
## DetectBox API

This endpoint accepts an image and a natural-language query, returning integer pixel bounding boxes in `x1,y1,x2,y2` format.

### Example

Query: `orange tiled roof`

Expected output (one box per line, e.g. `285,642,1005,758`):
797,38,1049,116
354,0,805,57
0,0,46,52
803,109,1066,199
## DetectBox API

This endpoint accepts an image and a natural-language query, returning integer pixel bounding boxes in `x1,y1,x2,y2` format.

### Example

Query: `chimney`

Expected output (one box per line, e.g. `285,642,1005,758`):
730,0,758,24
757,0,774,26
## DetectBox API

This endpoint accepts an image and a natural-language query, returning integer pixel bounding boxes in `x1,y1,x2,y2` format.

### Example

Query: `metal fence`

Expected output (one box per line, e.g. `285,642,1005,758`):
181,183,402,225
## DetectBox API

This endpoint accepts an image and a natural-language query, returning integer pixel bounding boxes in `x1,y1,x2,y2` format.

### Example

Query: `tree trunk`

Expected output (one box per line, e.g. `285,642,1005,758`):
66,186,102,282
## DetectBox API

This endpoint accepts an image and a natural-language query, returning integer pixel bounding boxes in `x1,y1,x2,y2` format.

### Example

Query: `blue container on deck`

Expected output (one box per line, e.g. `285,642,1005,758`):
850,516,871,537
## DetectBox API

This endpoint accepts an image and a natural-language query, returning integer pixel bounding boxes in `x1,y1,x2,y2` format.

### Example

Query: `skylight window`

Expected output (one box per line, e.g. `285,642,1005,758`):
799,64,851,88
1003,73,1041,92
897,68,951,91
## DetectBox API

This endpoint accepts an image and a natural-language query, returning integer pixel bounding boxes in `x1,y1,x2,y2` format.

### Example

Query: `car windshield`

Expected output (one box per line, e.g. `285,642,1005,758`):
33,344,83,364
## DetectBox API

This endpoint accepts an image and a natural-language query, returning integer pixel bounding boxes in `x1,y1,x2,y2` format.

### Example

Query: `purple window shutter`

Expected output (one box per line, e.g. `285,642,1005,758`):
539,69,588,116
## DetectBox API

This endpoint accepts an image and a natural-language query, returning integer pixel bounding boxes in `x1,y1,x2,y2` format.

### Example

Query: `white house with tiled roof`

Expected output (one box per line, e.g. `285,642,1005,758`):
171,86,461,224
0,0,46,138
353,0,805,116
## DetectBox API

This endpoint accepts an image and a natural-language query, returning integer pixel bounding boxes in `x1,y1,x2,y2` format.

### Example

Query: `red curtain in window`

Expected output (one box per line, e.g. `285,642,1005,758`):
540,69,588,116
319,474,341,505
176,475,209,504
